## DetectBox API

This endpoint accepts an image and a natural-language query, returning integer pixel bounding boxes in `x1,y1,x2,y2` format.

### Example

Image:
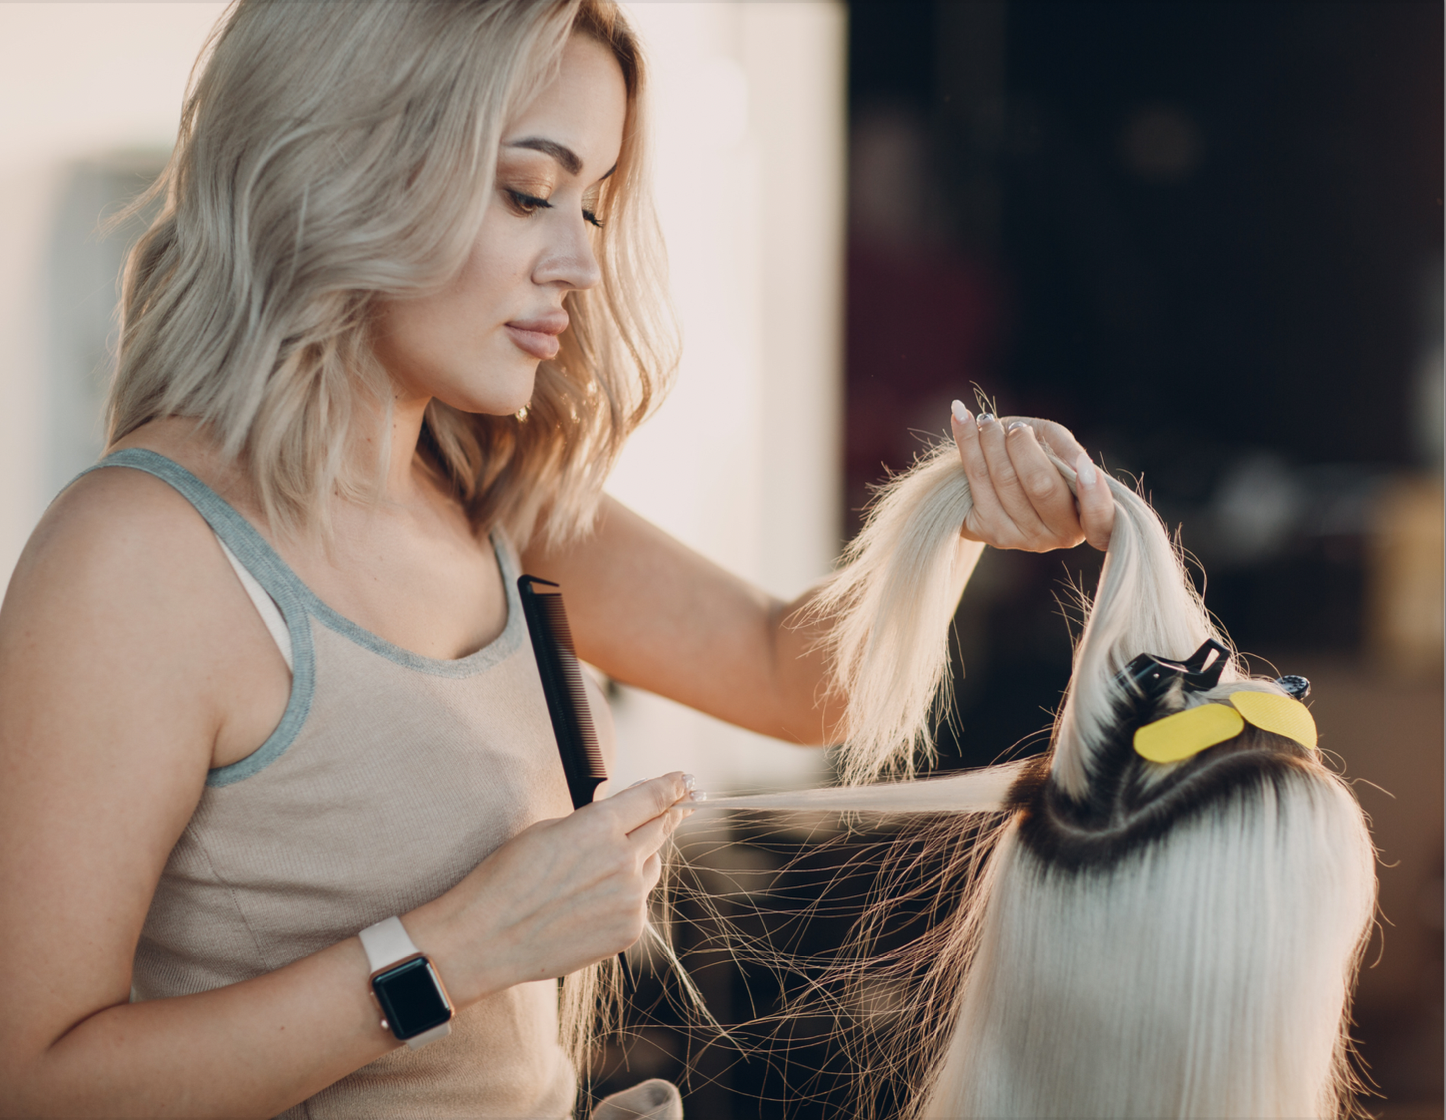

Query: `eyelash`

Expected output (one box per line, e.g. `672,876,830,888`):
506,189,605,230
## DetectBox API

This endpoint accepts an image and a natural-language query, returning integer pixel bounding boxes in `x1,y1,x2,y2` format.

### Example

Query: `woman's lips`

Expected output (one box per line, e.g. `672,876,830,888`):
505,313,568,361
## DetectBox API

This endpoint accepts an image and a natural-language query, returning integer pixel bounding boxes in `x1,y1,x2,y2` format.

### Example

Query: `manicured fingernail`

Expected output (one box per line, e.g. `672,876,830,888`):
951,399,970,423
1008,421,1028,433
1075,452,1098,487
977,412,995,425
687,790,708,802
682,774,696,792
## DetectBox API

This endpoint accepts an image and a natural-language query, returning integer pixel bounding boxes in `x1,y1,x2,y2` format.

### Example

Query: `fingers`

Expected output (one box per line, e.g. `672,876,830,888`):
951,404,1027,546
1028,418,1087,466
1073,453,1116,551
975,417,1054,542
597,772,691,832
624,802,687,856
949,401,1113,553
641,851,663,893
1002,423,1086,543
952,405,1078,550
586,770,695,876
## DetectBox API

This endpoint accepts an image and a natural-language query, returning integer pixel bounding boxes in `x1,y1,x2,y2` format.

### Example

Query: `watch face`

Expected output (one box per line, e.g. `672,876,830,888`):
372,957,453,1040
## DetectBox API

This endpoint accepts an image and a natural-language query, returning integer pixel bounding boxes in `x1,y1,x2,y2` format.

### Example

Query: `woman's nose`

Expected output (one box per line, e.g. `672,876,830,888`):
534,213,603,291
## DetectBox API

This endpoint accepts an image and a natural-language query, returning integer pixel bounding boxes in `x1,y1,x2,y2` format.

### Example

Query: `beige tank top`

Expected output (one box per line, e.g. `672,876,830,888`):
102,449,593,1119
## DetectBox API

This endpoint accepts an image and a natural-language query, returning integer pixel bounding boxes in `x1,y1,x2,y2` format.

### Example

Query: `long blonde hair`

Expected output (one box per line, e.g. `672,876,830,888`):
108,0,676,547
699,441,1376,1118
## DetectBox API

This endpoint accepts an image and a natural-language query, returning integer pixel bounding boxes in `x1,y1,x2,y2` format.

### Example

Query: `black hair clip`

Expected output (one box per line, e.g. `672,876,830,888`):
1274,674,1310,700
1117,638,1230,703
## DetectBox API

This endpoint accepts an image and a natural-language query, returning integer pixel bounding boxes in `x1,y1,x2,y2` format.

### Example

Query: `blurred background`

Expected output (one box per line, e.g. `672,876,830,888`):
835,4,1442,1116
0,0,1438,1116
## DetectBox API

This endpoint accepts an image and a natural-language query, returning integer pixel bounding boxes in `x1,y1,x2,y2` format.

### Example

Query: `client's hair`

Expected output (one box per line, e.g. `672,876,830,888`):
701,440,1376,1119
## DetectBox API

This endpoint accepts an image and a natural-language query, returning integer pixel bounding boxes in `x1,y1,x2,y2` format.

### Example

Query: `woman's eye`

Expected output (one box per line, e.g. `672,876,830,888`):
582,209,604,230
505,189,551,215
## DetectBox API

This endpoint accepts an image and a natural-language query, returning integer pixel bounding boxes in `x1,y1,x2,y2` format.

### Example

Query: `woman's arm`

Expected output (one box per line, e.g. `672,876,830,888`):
0,471,689,1119
527,498,844,744
526,412,1115,744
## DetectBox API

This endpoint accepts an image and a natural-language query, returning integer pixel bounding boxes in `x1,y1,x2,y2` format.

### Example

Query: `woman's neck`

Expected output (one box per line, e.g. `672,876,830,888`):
374,389,432,504
108,389,447,527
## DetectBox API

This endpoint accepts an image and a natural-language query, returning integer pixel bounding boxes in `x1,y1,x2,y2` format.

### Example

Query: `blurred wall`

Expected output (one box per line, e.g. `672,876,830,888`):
603,2,846,793
0,2,227,580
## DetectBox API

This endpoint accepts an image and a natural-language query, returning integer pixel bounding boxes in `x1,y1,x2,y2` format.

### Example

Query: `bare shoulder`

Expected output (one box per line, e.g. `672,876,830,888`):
14,455,223,617
16,417,245,609
0,441,247,784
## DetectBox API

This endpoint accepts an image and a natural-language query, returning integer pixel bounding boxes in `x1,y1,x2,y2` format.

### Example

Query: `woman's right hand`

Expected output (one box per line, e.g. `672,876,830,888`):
410,772,694,1003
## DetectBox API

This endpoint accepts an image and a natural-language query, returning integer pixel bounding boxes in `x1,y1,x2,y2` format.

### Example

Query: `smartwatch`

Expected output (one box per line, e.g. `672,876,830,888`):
359,916,454,1049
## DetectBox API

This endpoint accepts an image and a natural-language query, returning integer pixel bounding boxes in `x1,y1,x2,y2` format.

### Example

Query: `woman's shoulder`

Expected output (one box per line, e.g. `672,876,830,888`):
10,419,243,631
0,422,270,789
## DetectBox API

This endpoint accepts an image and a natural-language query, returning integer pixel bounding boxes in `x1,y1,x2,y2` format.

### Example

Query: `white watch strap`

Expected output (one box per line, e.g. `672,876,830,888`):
403,1022,452,1049
359,917,452,1049
359,916,419,972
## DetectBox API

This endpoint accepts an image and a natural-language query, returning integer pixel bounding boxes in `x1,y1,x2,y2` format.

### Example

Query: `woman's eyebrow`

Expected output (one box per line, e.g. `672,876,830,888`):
505,137,582,175
504,137,618,182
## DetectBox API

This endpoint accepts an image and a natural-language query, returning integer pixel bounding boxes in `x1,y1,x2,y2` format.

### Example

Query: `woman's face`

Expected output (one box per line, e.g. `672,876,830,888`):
372,34,627,416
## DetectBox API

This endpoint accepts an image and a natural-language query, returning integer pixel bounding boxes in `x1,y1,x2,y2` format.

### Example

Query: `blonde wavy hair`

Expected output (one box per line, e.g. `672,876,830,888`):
108,0,677,548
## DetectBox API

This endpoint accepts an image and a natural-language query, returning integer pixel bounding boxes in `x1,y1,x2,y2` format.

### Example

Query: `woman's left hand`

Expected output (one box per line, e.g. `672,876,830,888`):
949,400,1115,552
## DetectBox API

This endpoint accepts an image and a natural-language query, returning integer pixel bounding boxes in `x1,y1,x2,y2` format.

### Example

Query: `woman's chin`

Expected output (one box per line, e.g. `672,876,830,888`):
441,396,533,418
436,370,537,417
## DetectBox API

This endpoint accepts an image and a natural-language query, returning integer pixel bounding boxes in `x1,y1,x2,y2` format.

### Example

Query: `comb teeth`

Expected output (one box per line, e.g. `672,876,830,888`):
537,595,606,778
536,593,577,654
518,576,608,808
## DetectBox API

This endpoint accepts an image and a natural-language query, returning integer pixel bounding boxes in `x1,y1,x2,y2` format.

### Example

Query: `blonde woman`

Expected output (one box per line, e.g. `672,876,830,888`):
0,2,1112,1117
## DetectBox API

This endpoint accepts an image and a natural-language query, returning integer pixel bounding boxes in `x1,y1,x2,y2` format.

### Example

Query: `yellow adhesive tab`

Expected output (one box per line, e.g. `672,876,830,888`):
1229,690,1317,750
1133,703,1245,763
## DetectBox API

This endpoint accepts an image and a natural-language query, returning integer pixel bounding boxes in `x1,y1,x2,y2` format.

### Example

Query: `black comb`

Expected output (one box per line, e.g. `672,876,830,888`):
518,575,608,809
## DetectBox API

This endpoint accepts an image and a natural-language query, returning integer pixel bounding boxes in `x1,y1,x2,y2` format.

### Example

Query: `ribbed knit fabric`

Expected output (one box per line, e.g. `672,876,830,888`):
94,450,593,1119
